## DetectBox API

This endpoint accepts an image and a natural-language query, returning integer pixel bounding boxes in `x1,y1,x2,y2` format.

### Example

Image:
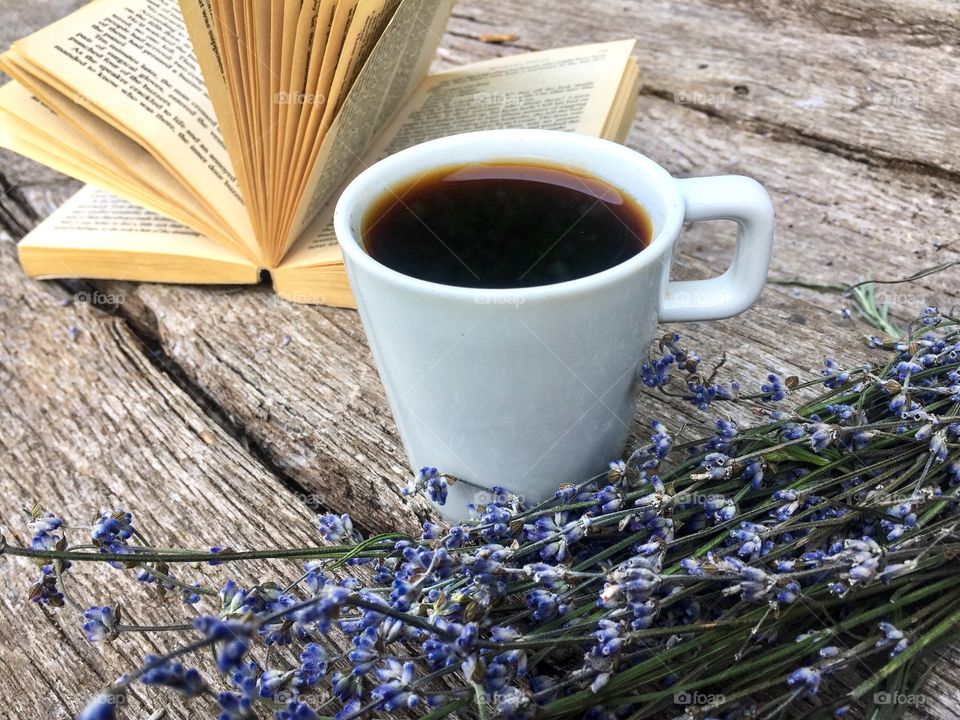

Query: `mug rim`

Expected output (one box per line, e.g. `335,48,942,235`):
334,129,685,302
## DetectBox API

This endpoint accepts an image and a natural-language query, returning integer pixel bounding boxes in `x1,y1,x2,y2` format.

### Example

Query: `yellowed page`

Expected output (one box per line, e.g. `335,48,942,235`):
0,107,221,240
240,1,268,240
270,0,306,211
0,56,245,247
177,0,260,259
267,0,284,194
368,39,637,153
279,0,402,238
266,0,285,215
19,186,258,285
0,81,233,243
312,0,361,119
280,39,638,273
612,61,641,142
279,0,455,260
320,0,402,126
11,0,256,253
274,0,336,233
176,0,243,159
0,124,179,222
208,0,265,244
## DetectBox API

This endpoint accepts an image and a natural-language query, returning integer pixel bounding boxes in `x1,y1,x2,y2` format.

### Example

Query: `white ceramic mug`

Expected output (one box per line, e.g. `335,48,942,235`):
335,129,774,520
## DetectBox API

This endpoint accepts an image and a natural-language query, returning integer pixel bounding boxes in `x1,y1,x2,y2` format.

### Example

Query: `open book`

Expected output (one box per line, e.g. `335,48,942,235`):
0,0,639,307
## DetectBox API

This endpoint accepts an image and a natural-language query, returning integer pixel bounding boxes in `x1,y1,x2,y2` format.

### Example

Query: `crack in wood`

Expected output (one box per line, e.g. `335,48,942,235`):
54,278,359,533
0,170,41,238
640,86,960,186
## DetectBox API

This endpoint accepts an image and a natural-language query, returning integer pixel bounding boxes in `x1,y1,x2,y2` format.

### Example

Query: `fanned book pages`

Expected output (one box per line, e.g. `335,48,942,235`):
0,0,640,307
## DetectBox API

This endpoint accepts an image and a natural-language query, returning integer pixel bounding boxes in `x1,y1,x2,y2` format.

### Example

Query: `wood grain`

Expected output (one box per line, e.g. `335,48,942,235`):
1,0,960,717
114,94,959,536
442,0,960,176
0,228,354,718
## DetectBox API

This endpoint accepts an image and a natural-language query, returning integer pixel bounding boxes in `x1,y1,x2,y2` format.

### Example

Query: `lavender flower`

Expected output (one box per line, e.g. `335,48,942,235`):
401,466,449,505
28,510,62,551
318,513,353,542
194,616,251,673
300,643,327,685
91,510,134,546
761,374,786,401
787,666,821,697
77,695,119,720
640,356,672,388
808,423,836,452
141,656,207,697
527,589,567,622
29,568,64,607
821,359,850,388
423,467,448,505
20,311,960,720
877,621,909,657
372,659,420,710
277,699,319,720
180,583,201,605
82,606,118,642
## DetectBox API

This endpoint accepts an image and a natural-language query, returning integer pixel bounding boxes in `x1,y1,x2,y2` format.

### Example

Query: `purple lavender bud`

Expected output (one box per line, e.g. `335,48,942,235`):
787,666,821,697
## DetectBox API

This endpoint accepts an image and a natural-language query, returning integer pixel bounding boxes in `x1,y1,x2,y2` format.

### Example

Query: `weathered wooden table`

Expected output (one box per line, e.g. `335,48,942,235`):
1,1,958,718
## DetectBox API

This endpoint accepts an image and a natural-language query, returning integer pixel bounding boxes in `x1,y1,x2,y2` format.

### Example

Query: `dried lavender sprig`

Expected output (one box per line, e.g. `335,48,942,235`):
14,307,960,720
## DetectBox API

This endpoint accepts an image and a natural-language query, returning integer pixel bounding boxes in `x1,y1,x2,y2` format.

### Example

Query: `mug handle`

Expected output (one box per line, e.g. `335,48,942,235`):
659,176,775,322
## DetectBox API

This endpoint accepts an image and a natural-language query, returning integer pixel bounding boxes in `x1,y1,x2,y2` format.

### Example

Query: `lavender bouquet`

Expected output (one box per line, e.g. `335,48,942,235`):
7,300,960,720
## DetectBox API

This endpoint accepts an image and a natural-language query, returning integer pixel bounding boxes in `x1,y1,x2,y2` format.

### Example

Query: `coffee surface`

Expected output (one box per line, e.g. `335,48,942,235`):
361,162,651,289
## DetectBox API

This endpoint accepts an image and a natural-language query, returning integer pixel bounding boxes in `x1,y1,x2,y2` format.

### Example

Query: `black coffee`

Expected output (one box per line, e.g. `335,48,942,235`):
361,162,651,289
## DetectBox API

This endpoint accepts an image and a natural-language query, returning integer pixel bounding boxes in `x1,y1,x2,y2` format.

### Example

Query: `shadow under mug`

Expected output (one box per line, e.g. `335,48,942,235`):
335,129,774,521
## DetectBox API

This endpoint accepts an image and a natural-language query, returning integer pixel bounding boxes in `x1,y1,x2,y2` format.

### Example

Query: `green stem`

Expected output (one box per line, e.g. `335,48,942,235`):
2,543,385,564
474,682,490,720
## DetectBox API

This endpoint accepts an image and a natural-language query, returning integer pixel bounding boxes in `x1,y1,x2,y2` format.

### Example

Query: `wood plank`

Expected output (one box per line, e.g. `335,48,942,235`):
132,282,438,536
88,93,960,719
440,0,960,176
2,0,959,714
112,92,959,526
0,230,351,718
0,0,85,235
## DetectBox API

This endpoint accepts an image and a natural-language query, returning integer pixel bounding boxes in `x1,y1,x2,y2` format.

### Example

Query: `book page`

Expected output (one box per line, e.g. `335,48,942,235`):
19,186,258,285
177,0,241,156
370,39,636,155
281,0,456,256
273,0,330,218
177,0,253,240
322,0,404,124
268,0,312,211
12,0,255,251
280,39,638,267
311,0,361,127
0,80,233,244
279,0,402,235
